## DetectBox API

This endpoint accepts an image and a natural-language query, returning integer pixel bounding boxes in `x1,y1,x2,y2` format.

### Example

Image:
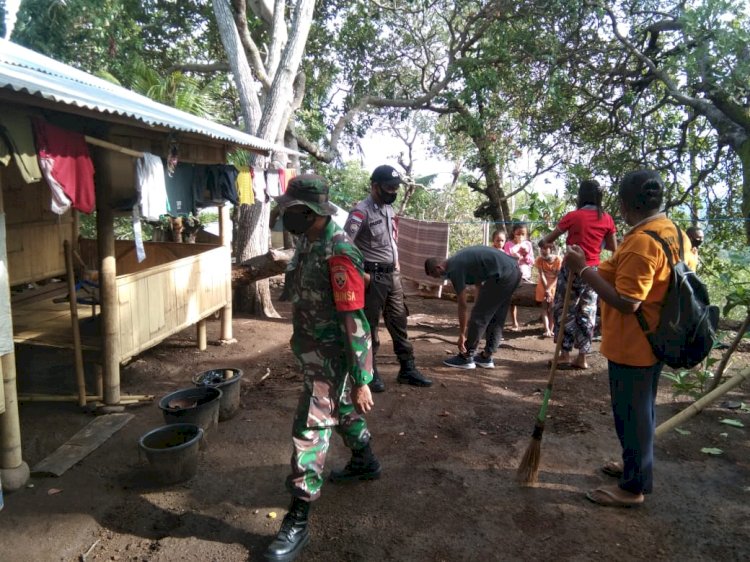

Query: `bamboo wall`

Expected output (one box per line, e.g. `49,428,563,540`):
114,244,230,362
1,164,73,285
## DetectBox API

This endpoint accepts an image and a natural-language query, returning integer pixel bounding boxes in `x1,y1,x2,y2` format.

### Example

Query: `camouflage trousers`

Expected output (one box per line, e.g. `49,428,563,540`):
286,371,371,501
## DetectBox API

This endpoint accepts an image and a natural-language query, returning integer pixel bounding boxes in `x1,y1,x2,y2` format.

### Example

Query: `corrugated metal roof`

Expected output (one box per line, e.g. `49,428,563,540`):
0,40,296,155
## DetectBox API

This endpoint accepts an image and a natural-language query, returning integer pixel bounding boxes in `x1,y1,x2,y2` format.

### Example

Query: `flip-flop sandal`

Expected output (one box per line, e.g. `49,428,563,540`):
601,461,623,478
585,487,644,508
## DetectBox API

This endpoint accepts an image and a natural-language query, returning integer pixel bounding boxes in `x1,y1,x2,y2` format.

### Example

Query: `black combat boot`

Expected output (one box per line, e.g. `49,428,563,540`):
329,443,382,483
397,358,433,387
264,497,311,562
368,360,385,393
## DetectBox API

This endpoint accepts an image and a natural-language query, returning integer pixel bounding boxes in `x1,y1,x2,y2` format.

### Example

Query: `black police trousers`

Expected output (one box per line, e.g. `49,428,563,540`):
364,270,413,361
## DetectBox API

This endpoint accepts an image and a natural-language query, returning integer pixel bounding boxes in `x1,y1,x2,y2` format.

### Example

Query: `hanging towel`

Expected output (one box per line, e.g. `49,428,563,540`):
397,216,450,286
136,153,169,220
236,165,254,205
0,113,43,183
278,168,287,193
32,119,95,214
252,166,267,203
266,169,282,198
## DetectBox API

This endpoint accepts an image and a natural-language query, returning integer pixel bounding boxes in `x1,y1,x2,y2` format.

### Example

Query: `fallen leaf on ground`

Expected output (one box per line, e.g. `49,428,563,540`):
47,488,63,495
700,447,723,455
267,512,277,519
674,428,691,435
719,418,745,428
479,431,488,436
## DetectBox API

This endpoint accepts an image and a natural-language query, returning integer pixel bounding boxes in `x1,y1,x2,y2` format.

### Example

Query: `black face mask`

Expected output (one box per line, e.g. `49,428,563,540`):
379,187,398,205
283,209,316,235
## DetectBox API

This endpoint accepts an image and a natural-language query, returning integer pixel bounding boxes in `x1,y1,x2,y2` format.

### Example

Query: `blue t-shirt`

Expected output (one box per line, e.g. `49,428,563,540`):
445,245,520,294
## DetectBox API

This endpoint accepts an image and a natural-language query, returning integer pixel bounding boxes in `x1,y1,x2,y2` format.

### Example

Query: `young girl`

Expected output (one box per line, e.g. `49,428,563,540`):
491,229,507,251
504,222,534,330
540,179,617,369
535,242,562,337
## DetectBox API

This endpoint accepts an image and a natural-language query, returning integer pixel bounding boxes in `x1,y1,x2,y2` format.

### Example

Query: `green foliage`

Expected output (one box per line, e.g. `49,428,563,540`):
662,358,718,399
78,213,153,241
316,161,371,210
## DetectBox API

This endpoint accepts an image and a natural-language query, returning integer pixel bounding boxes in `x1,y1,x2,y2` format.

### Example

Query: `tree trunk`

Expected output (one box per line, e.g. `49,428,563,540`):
739,139,750,243
233,201,280,317
213,0,262,130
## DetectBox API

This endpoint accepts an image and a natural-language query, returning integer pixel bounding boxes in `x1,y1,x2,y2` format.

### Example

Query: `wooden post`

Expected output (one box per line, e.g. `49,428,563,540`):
0,357,4,414
0,354,23,468
219,204,233,341
197,319,207,351
64,240,87,407
96,188,121,405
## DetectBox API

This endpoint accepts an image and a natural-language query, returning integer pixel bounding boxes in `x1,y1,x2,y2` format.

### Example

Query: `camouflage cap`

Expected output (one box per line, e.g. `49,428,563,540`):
273,174,337,216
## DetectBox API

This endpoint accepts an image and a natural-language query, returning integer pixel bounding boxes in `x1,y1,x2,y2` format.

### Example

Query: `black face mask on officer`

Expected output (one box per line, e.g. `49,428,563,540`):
378,185,398,205
283,207,317,235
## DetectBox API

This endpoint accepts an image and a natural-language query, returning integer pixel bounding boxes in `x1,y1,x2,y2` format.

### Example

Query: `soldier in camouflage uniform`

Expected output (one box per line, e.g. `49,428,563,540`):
265,175,382,562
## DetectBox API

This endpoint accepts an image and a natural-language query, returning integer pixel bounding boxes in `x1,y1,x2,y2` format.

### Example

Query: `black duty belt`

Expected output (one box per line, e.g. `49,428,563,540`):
364,262,395,274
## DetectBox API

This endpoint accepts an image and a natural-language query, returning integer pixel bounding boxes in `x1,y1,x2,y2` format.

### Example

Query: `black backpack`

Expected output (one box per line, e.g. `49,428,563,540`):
635,225,719,369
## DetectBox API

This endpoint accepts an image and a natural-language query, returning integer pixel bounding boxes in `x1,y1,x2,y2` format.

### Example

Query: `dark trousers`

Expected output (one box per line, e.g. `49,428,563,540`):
465,270,521,357
364,271,413,361
608,360,663,495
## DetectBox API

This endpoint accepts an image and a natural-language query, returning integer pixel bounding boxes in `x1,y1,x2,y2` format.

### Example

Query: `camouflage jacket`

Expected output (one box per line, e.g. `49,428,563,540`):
287,219,373,386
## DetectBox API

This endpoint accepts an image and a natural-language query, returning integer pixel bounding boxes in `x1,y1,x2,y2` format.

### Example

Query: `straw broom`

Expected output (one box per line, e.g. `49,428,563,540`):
516,272,575,486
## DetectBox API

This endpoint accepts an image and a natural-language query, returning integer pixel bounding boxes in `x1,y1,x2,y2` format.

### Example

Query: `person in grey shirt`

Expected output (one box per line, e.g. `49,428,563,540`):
344,165,432,392
425,246,521,369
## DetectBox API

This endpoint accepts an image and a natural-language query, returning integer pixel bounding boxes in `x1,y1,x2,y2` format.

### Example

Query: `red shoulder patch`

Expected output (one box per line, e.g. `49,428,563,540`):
329,255,365,311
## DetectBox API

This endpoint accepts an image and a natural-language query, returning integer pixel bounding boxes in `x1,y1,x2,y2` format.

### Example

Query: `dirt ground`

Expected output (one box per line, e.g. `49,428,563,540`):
1,287,749,562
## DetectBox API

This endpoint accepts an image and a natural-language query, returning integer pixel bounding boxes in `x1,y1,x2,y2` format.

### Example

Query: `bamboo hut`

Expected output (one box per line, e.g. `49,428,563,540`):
0,40,292,490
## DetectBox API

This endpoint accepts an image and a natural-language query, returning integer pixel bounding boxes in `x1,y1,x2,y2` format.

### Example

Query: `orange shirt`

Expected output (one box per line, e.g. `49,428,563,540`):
598,216,697,367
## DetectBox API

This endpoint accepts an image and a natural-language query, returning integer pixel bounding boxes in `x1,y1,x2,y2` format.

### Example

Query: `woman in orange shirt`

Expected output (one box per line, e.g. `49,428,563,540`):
566,169,696,508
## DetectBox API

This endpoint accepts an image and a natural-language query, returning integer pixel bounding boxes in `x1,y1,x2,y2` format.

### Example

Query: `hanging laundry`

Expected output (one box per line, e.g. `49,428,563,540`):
32,119,95,214
286,168,298,182
278,167,287,194
136,153,169,221
205,165,239,205
0,112,43,184
252,166,267,203
266,169,282,198
164,162,196,215
236,165,254,205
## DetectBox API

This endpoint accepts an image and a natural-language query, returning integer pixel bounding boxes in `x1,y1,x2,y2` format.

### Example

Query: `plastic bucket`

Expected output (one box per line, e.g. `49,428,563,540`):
159,386,222,433
138,423,204,485
192,368,243,421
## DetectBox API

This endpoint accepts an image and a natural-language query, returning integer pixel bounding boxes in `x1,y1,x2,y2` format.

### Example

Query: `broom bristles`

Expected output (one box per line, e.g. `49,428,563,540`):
516,425,544,486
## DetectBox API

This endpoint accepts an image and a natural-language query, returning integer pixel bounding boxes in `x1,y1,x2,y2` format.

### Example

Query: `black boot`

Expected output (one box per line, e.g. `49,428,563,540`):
368,360,385,393
329,443,382,483
397,358,432,387
264,497,310,562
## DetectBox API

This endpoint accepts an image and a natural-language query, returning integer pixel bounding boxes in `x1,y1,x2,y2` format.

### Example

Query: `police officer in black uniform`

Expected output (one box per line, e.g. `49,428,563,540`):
343,165,432,392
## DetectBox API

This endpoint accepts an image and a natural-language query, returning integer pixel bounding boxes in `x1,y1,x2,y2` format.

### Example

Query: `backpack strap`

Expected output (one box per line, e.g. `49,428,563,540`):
634,226,679,336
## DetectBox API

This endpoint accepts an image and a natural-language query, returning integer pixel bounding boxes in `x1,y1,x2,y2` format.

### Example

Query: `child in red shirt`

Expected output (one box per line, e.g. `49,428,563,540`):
540,179,617,368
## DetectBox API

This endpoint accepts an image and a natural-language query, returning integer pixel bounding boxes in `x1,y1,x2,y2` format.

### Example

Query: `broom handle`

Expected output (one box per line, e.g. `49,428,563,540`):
537,272,575,422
